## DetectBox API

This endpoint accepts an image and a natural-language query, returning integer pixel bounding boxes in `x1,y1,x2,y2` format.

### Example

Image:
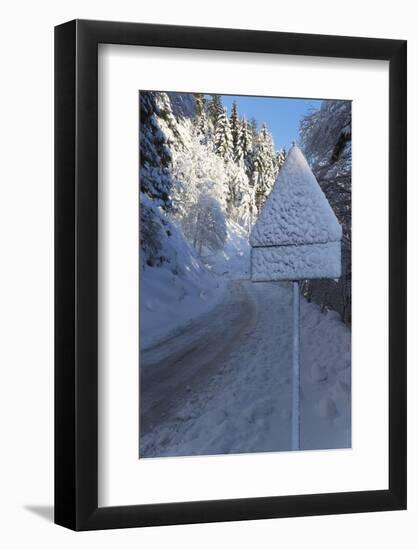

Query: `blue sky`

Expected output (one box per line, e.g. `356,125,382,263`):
220,95,322,152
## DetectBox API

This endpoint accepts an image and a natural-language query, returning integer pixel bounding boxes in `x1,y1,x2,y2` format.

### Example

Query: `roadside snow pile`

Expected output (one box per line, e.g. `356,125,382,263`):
140,195,226,350
140,281,351,457
140,195,251,350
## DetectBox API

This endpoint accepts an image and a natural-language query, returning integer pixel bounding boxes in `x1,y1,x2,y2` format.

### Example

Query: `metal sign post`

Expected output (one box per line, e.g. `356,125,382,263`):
291,281,300,451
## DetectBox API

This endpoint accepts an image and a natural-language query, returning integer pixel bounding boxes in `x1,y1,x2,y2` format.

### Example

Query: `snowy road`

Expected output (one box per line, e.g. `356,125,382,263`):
140,281,256,434
140,280,351,458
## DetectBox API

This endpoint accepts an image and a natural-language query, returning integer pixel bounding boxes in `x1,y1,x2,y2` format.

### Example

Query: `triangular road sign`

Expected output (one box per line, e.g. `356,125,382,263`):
250,144,342,281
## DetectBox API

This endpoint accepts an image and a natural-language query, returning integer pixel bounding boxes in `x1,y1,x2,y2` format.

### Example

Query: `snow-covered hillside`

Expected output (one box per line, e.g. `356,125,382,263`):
140,210,250,349
140,195,224,350
139,91,279,348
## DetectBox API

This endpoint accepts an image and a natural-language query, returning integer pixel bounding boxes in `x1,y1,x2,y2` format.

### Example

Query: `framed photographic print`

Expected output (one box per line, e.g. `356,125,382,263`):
55,19,407,530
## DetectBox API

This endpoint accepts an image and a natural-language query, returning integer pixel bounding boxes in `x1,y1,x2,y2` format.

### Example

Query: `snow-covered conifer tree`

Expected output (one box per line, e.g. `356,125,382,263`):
207,94,223,127
226,162,255,228
252,124,278,210
239,117,253,159
233,123,244,164
194,93,205,117
197,108,209,139
249,118,258,144
193,93,208,137
140,91,174,210
275,147,286,171
230,101,241,161
214,107,233,160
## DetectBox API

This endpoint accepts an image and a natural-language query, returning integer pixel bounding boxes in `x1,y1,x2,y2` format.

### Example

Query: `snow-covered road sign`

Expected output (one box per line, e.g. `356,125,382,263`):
249,144,342,452
250,144,342,282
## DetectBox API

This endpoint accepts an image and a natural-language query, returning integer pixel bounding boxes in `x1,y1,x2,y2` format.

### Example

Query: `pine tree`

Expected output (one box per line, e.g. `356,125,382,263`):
193,93,206,118
139,91,174,210
207,94,223,126
214,107,233,160
230,101,241,160
252,124,277,210
225,162,254,228
191,95,207,138
198,108,209,137
239,117,253,159
275,147,286,171
249,118,258,144
234,123,244,164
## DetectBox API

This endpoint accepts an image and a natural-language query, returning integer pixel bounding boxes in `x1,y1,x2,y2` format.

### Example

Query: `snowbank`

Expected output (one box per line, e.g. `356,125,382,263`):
140,204,250,350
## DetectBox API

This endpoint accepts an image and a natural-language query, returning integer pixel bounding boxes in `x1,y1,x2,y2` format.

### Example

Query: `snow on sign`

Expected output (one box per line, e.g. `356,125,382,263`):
250,144,342,282
249,144,342,451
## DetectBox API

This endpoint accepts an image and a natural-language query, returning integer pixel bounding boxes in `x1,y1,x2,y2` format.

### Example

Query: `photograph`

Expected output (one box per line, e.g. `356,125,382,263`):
0,0,408,541
139,91,352,458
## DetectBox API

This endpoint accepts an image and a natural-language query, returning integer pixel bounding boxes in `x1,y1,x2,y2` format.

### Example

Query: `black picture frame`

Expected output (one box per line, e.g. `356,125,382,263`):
55,19,407,531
